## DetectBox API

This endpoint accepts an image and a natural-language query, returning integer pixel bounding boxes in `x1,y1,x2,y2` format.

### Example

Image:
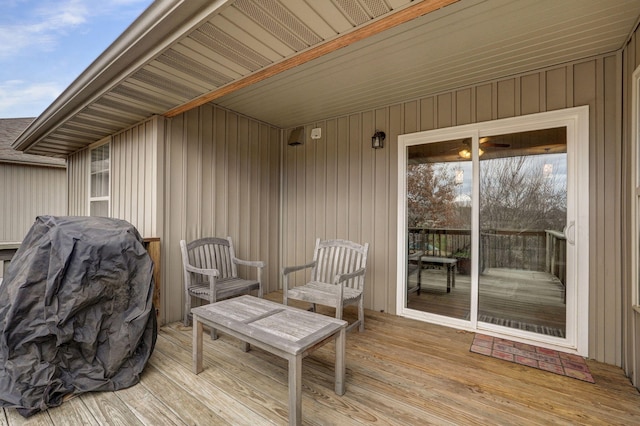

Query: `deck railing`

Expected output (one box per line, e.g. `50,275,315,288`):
408,227,566,284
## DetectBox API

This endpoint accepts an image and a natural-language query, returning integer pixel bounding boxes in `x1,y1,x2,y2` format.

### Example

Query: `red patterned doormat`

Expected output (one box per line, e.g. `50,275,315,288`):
470,334,595,383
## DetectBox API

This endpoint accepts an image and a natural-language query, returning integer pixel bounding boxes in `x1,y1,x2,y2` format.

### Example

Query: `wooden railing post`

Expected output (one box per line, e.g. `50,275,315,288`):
143,237,161,321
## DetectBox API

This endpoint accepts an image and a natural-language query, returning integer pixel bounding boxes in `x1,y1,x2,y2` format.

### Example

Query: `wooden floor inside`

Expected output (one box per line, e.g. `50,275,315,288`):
408,267,566,333
2,292,640,425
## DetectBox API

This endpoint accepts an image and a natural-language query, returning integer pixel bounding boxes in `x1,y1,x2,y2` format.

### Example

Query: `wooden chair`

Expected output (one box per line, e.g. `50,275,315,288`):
283,238,369,332
180,237,264,337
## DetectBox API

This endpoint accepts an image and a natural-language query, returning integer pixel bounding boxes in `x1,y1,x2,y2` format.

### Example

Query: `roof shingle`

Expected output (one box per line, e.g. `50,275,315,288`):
0,118,66,167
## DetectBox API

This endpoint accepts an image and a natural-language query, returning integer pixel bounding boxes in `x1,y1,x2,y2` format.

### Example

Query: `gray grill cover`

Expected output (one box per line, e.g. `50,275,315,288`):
0,216,156,417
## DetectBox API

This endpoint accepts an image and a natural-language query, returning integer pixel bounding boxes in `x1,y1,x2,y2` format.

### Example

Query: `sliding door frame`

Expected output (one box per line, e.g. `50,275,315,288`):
396,106,589,356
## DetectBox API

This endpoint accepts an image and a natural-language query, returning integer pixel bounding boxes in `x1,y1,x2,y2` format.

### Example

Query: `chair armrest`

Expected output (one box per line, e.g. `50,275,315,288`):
333,267,366,284
185,264,220,277
234,258,265,269
282,261,316,276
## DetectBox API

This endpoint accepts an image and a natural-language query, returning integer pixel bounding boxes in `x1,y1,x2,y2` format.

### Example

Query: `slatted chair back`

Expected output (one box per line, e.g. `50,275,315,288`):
311,239,368,290
283,238,369,332
185,237,238,281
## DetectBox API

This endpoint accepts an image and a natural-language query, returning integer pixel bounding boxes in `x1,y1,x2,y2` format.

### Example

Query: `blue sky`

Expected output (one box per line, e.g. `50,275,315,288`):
0,0,152,118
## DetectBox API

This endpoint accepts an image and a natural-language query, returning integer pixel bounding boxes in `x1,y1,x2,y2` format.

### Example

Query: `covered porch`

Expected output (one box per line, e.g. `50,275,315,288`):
3,292,638,425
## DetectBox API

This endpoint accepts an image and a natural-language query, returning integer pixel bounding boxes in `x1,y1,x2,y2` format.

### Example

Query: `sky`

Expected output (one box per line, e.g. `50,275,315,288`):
0,0,152,119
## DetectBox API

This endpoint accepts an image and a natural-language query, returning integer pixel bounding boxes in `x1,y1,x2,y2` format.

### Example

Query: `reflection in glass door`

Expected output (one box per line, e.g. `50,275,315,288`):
399,107,589,354
404,129,568,337
478,128,567,337
405,139,473,320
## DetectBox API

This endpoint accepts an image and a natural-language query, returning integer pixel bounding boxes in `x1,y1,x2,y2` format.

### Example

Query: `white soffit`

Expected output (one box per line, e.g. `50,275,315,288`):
14,0,640,156
215,0,640,128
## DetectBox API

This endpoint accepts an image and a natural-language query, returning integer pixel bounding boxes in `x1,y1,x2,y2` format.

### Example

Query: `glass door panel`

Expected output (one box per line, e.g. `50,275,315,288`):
405,139,472,320
478,128,567,337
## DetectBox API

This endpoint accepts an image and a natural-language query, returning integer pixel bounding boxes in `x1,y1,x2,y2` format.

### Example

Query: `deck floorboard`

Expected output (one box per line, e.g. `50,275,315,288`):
2,291,639,425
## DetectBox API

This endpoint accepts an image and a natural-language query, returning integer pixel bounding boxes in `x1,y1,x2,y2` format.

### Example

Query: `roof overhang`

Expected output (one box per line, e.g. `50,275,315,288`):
12,0,640,157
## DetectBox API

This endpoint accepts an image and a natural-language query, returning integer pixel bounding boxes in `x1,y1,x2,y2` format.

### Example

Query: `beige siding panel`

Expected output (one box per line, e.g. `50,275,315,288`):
387,104,401,312
68,149,89,216
163,115,187,325
420,97,435,131
620,31,633,386
622,26,639,387
348,115,363,244
603,54,622,367
404,101,418,134
110,116,163,238
475,83,493,122
456,89,472,125
282,54,621,365
0,164,67,241
520,74,541,115
361,110,375,310
546,68,567,111
336,117,349,238
325,118,338,238
437,93,453,128
497,78,516,118
164,105,281,324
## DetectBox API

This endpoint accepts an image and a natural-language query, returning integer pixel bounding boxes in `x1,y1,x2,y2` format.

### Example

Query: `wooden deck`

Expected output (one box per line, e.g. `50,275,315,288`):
2,292,639,425
408,268,567,333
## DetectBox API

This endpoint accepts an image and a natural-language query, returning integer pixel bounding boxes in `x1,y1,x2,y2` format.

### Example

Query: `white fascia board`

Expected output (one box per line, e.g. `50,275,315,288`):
12,0,235,153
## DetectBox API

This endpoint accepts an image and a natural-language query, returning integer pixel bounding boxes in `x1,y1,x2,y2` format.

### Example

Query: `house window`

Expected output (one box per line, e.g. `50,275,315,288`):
89,143,110,217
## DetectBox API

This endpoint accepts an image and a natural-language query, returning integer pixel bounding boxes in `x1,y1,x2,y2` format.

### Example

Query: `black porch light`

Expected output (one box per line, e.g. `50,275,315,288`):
371,130,385,149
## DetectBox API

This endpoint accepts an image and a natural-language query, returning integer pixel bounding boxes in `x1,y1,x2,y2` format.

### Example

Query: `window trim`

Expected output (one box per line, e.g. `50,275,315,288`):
88,141,111,217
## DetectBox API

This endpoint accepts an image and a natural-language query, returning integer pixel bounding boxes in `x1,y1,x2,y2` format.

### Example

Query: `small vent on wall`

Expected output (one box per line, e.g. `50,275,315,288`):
288,127,304,146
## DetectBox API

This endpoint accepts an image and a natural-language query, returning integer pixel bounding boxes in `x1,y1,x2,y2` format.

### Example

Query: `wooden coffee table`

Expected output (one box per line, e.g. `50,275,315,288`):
191,295,347,426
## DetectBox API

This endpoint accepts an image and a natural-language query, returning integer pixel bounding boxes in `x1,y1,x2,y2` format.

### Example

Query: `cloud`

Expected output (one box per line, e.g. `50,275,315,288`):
0,0,149,58
0,80,62,117
0,1,88,57
0,0,151,117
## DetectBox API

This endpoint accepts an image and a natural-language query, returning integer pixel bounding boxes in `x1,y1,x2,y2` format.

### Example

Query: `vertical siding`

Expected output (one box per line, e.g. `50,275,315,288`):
622,25,640,388
282,53,621,364
67,148,89,216
0,164,67,241
163,105,281,324
111,116,163,237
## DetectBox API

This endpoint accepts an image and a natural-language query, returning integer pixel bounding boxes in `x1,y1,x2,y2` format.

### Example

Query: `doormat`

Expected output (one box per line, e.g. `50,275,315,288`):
470,334,595,383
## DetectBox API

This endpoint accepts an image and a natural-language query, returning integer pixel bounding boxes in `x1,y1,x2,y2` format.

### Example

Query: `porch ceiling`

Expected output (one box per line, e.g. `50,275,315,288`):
12,0,640,157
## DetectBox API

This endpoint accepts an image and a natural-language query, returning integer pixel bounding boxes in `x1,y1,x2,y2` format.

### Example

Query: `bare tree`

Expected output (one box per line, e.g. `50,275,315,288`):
480,155,566,231
406,162,461,228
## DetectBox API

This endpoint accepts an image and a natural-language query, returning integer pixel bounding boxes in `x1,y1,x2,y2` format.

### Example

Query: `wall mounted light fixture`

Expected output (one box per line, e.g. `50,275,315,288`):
372,131,385,149
288,127,304,146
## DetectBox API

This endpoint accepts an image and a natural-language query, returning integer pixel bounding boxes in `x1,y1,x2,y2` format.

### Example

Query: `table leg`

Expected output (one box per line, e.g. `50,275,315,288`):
335,327,346,395
446,265,451,293
192,315,203,374
452,264,456,288
289,355,302,425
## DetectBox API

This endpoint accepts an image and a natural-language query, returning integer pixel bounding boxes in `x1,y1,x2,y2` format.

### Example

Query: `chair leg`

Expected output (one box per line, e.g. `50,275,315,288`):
184,294,191,326
358,299,364,332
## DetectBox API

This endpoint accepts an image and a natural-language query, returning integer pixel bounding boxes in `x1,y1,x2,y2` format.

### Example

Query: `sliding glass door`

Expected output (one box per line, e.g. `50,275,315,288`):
397,107,589,355
405,138,473,321
478,129,567,338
